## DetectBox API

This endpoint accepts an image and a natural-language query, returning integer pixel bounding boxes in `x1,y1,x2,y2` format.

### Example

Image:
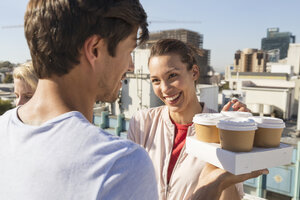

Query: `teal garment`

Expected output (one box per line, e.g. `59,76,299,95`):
0,108,158,200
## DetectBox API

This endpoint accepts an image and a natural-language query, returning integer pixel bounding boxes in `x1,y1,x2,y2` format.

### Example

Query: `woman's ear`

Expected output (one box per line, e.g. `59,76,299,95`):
83,35,102,68
192,64,200,81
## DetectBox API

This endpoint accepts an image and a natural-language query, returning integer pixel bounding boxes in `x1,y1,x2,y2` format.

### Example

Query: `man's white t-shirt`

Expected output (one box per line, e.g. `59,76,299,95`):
0,108,158,200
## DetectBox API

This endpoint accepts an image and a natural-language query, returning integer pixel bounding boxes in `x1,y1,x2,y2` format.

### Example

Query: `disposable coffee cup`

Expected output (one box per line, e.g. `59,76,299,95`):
221,111,253,118
217,118,257,152
192,113,228,143
250,116,285,148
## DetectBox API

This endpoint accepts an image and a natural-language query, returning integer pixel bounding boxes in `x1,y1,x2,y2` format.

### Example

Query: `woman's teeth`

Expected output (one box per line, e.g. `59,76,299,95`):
165,93,180,101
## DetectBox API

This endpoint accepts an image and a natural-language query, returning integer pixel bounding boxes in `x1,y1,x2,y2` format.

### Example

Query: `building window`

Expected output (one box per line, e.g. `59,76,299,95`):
235,53,240,65
257,53,263,65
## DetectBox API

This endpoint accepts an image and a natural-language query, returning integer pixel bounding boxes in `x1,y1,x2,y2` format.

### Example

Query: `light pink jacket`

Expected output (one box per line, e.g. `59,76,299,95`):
128,105,244,200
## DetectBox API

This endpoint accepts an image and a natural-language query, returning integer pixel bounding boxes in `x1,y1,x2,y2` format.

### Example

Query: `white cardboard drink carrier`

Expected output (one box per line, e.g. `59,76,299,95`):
186,136,293,175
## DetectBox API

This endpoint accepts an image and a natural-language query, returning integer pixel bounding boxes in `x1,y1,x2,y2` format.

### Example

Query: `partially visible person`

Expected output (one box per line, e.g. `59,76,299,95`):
128,39,253,200
13,61,38,106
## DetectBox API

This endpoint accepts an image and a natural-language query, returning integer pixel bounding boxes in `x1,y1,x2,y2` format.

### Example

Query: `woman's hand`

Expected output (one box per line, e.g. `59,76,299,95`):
192,163,268,200
222,98,251,112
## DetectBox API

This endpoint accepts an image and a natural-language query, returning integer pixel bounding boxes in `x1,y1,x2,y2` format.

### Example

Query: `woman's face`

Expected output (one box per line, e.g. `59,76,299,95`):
14,78,35,106
149,53,199,114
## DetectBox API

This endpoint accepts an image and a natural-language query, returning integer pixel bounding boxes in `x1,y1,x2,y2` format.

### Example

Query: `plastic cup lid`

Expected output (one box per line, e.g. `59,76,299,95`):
217,118,257,131
249,116,285,129
192,113,229,126
221,111,253,118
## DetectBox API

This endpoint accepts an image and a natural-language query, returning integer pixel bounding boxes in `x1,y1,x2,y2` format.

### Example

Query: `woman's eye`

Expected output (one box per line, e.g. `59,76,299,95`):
151,79,159,83
169,73,177,79
24,95,32,100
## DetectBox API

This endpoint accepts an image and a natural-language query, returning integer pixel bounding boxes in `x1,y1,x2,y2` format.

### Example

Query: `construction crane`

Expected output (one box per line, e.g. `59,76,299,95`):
149,20,201,24
1,25,24,29
2,20,201,29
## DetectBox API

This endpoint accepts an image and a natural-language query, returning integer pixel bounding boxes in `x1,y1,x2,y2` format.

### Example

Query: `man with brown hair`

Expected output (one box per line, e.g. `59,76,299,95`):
0,0,157,199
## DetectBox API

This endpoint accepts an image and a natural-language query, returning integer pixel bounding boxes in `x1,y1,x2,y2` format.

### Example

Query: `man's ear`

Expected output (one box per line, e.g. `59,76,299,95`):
83,35,102,68
192,64,200,81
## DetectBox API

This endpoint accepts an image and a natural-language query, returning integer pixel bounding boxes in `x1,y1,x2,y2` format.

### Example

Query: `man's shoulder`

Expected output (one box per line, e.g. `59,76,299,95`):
61,111,134,145
0,107,17,124
65,112,145,157
0,107,16,118
98,140,158,200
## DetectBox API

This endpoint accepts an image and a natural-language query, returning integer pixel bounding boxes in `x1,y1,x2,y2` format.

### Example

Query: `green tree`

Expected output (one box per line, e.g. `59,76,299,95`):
3,74,13,83
0,99,13,115
219,82,229,92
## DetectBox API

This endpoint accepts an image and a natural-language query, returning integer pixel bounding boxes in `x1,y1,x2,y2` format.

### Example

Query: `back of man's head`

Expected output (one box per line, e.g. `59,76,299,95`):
24,0,148,79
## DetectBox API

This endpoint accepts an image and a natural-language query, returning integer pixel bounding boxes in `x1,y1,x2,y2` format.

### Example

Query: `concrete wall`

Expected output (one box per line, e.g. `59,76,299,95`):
196,84,218,111
287,43,300,75
242,87,294,119
133,49,150,74
269,64,293,74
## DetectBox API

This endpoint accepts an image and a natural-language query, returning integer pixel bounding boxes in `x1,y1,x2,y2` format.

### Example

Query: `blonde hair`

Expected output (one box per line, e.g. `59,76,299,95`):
13,61,38,91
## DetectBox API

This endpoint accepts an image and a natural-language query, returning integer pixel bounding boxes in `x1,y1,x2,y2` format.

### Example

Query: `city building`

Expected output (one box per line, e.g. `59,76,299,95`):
261,27,296,59
196,49,212,84
287,43,300,75
141,28,203,49
233,48,268,73
225,71,300,119
0,83,15,103
263,43,300,76
0,72,4,83
266,49,280,63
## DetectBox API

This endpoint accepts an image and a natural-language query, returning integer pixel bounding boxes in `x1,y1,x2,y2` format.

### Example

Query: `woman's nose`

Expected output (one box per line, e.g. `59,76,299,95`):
16,97,27,106
15,98,21,106
160,81,171,94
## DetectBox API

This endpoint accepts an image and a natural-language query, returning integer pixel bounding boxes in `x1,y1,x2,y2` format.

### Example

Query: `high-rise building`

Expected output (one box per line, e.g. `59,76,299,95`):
261,28,296,59
234,48,268,72
142,29,203,49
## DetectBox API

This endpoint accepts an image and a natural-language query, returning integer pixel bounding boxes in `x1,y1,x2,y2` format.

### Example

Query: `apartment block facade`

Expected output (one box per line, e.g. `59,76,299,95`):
234,48,268,72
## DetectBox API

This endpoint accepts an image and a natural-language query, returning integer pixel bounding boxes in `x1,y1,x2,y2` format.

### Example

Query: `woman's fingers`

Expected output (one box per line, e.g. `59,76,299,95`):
222,101,232,111
222,98,252,113
232,101,251,112
200,163,269,191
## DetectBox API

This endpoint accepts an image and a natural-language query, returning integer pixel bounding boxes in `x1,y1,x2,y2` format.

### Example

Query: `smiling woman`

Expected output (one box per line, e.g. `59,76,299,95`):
127,39,245,200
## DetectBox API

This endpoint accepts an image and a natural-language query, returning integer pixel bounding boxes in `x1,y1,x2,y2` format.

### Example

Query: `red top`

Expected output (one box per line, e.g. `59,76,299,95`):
167,121,193,183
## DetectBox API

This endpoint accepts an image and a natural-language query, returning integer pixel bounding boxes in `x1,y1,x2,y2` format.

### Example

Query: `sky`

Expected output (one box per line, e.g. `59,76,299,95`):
0,0,299,73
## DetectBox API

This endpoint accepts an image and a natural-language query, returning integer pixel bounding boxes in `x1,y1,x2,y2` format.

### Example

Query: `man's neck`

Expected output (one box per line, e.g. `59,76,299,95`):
18,76,95,126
